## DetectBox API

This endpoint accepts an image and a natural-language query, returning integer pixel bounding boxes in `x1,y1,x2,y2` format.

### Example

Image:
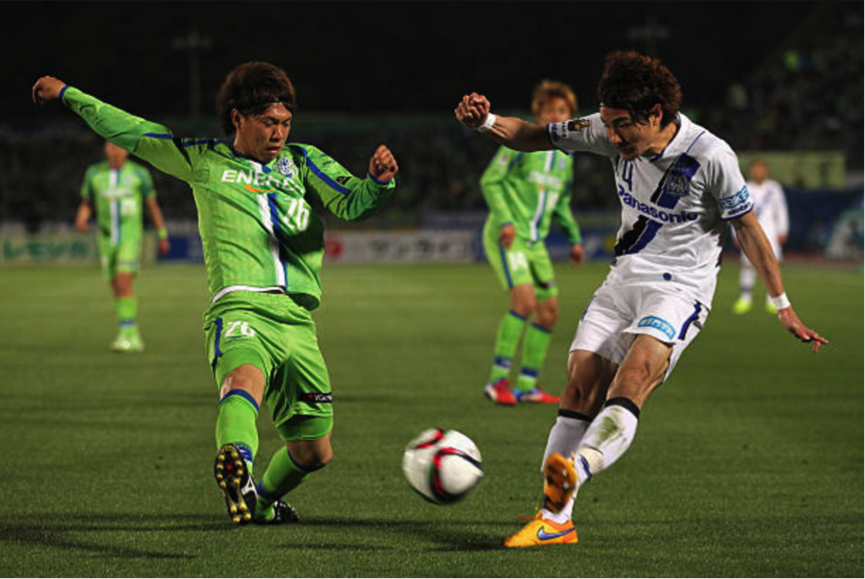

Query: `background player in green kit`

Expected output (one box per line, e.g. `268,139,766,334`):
481,81,585,406
33,62,398,526
76,140,170,353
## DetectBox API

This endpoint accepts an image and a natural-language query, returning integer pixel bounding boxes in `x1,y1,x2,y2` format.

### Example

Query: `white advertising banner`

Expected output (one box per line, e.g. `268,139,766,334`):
324,231,476,263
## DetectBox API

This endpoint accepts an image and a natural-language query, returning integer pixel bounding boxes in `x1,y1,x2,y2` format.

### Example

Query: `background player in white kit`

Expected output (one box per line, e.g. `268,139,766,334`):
733,160,789,314
455,50,827,548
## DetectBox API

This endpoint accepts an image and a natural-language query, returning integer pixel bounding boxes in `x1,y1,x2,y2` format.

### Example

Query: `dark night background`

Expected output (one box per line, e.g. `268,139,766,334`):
1,1,862,232
3,2,843,118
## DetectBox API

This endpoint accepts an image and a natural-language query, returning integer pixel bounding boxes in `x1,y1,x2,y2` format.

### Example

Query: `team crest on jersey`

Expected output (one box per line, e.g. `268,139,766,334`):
274,157,297,179
666,172,691,197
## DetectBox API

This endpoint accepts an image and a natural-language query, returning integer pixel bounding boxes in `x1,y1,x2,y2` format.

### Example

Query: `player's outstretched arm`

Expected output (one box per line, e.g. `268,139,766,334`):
732,212,828,352
455,92,552,152
32,75,199,182
300,144,396,222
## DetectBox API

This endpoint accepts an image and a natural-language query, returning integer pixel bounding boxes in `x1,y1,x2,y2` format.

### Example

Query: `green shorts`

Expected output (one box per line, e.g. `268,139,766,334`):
98,233,141,281
204,291,333,442
482,222,558,301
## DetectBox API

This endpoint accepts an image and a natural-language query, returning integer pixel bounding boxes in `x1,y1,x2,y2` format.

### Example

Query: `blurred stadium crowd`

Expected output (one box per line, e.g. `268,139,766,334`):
0,3,861,258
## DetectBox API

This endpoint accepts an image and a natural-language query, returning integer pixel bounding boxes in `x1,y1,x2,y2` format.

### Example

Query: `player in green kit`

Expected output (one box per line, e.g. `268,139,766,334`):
33,62,398,526
481,81,585,406
76,140,170,353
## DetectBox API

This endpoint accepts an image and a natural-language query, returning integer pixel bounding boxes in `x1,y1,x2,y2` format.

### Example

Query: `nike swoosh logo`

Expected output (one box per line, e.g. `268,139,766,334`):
537,526,573,541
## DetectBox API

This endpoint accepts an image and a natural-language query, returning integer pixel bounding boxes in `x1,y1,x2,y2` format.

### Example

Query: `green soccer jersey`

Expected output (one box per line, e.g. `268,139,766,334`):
81,160,155,244
62,86,394,310
481,146,582,245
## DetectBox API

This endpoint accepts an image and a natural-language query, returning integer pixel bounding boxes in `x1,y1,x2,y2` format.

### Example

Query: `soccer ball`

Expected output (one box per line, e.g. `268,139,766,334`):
402,428,483,505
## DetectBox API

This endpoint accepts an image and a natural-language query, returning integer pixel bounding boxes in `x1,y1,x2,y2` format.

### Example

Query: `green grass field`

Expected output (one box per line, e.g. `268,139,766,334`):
0,262,861,577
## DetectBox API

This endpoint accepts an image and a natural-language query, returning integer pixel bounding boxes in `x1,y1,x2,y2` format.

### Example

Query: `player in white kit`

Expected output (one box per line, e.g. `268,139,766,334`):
455,50,827,548
733,160,790,314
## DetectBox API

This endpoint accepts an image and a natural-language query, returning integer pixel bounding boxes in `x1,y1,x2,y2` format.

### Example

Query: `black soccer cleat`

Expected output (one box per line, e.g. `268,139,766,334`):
214,443,257,525
253,499,300,525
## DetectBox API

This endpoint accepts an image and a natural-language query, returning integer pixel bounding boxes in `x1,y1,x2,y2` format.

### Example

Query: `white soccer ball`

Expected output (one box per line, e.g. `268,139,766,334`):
402,428,483,505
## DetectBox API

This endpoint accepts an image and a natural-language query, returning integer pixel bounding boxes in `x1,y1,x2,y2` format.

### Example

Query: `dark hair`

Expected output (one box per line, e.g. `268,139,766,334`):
597,50,682,126
216,62,296,136
532,80,578,117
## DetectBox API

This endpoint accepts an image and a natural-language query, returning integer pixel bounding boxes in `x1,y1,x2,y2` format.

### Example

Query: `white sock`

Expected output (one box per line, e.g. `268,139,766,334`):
539,411,591,524
577,401,640,477
540,411,591,471
739,267,756,300
541,401,640,524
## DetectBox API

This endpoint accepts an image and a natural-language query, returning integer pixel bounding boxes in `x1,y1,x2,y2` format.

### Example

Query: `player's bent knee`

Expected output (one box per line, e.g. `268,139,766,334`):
219,364,266,401
287,439,333,471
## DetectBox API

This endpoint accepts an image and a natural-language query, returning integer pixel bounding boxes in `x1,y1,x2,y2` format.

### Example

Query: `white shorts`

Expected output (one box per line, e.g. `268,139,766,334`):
570,279,709,380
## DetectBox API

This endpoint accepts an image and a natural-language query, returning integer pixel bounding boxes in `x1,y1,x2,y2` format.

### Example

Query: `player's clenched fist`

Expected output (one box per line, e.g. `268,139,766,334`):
32,76,67,105
369,145,398,183
454,93,491,128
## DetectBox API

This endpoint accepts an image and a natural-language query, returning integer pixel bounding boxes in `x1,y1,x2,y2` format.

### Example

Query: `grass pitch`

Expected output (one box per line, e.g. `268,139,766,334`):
0,261,861,577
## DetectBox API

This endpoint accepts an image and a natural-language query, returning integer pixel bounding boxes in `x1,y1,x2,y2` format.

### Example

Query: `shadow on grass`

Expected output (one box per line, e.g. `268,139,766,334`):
295,516,504,552
0,513,228,560
0,513,506,558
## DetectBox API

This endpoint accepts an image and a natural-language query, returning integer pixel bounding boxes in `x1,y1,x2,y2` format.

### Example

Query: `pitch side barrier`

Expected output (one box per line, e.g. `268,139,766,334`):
2,187,859,266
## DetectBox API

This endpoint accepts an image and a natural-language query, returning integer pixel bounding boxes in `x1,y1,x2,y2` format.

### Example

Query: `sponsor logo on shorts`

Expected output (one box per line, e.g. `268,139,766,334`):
302,393,333,404
637,316,676,340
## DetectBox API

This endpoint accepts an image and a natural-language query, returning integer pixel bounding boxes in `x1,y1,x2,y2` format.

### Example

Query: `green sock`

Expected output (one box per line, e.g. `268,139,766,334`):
255,447,310,519
516,322,553,392
489,310,528,383
215,392,259,475
115,296,138,332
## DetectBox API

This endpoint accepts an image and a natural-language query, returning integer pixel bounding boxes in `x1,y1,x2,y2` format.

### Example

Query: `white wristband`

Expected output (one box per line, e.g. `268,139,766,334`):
770,292,791,310
477,113,497,133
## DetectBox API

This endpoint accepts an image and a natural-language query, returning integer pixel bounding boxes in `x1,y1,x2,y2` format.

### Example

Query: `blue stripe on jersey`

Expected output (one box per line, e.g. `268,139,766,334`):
507,152,525,171
143,133,173,139
182,138,214,148
499,243,514,288
288,145,349,196
367,172,391,185
211,317,223,368
622,219,663,255
267,193,290,289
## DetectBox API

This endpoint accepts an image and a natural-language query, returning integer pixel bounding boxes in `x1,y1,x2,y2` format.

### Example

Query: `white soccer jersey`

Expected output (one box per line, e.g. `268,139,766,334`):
548,113,753,308
748,178,788,244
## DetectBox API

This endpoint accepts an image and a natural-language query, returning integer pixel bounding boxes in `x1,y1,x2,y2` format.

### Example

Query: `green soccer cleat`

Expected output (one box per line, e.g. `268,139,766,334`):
128,330,145,353
215,443,257,525
111,327,144,353
765,300,778,314
732,297,752,315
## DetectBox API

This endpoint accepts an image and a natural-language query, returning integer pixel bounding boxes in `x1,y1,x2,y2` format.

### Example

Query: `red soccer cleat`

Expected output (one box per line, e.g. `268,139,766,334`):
516,386,560,404
484,378,517,406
